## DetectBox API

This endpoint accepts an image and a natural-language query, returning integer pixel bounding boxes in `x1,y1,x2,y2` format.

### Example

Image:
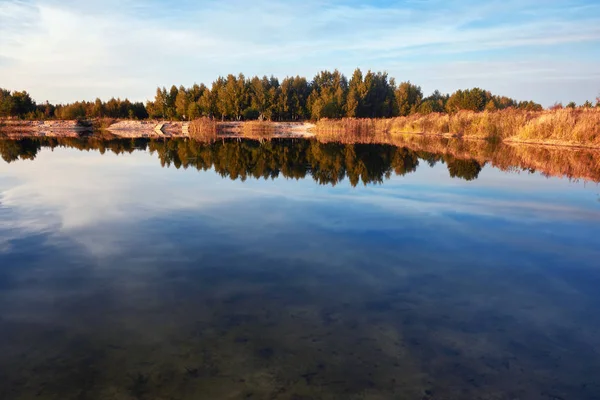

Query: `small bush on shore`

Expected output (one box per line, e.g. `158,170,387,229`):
241,121,276,138
189,117,218,141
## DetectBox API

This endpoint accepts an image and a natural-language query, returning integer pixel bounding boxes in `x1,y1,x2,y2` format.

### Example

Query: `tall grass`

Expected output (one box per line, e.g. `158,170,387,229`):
188,117,218,142
241,120,276,138
315,108,600,147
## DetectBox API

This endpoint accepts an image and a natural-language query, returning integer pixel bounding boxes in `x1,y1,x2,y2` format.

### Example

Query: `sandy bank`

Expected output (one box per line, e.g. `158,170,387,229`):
0,120,89,138
101,120,316,138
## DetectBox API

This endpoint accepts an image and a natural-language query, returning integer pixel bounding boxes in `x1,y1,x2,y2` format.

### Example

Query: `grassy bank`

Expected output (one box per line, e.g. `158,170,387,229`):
315,108,600,148
3,108,600,148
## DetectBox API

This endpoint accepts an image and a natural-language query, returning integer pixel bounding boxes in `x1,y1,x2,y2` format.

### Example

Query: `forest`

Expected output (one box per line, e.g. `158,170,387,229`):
4,68,595,122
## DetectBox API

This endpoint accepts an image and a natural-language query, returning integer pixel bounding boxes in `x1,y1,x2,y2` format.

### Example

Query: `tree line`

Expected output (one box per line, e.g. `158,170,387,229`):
3,69,599,120
0,137,484,184
0,90,148,120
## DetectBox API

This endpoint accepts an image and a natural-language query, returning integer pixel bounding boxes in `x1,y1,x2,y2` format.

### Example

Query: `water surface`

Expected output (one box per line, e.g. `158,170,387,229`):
1,138,599,400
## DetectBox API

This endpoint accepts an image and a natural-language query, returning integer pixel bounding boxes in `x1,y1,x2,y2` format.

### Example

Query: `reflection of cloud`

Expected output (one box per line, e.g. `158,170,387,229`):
1,147,599,260
345,188,600,223
1,149,214,229
0,147,320,255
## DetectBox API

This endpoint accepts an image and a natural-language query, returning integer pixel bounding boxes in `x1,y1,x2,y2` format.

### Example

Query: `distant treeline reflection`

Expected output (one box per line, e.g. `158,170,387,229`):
0,137,488,185
3,136,600,184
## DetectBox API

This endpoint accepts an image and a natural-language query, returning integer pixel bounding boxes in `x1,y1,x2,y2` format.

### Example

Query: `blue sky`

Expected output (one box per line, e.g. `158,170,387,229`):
1,0,599,106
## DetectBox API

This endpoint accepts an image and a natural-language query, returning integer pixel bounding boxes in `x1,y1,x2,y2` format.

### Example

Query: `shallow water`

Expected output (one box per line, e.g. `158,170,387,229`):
1,138,599,400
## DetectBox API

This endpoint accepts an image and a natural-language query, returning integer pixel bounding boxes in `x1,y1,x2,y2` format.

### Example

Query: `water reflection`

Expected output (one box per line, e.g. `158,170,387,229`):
2,136,600,185
0,137,599,399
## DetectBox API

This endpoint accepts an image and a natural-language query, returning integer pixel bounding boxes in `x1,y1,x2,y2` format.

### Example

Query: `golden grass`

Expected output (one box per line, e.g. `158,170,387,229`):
315,108,600,147
510,108,600,146
241,120,276,138
188,117,218,142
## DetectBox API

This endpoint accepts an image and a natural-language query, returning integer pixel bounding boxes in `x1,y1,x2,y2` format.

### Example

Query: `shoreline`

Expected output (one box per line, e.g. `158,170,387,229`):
0,119,317,139
2,116,600,150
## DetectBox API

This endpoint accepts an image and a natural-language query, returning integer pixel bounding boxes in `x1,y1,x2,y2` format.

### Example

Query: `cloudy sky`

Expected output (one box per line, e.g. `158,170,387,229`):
1,0,599,106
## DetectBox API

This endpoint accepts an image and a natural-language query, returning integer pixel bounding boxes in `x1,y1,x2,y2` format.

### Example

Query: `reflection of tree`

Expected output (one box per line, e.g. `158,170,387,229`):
0,139,42,162
446,157,483,181
392,148,420,176
0,137,489,185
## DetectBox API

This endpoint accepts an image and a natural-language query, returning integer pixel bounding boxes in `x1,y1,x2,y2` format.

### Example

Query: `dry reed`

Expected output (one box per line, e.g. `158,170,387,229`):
315,108,600,148
189,117,218,142
241,120,276,138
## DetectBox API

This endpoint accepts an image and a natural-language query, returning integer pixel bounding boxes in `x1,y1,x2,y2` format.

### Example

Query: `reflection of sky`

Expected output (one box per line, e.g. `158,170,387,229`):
2,145,600,399
0,146,599,266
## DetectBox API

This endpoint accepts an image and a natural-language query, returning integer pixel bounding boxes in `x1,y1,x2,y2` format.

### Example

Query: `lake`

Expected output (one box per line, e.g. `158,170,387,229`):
1,137,599,400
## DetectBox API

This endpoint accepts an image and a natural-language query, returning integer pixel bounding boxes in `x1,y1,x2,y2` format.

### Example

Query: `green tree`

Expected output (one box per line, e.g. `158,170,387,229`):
187,102,203,120
0,89,14,117
165,85,179,119
517,100,543,111
395,81,423,116
280,76,309,120
175,87,190,120
147,87,168,118
363,71,396,118
346,68,364,118
446,88,491,113
249,76,274,120
187,83,206,103
308,70,348,119
217,74,248,120
418,90,448,114
92,98,105,118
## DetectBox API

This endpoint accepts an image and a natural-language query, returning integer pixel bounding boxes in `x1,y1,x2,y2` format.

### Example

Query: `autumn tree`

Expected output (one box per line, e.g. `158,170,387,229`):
216,74,248,120
362,71,396,118
0,89,14,117
10,91,36,117
308,70,348,119
0,71,548,121
248,76,275,120
395,81,423,116
346,69,364,118
517,100,543,111
175,86,190,120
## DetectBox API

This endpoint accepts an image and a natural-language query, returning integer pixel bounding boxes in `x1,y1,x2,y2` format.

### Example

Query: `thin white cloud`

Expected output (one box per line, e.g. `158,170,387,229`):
0,0,599,105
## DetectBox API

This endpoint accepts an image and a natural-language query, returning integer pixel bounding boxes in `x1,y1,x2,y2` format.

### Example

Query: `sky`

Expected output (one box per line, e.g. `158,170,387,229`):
0,0,599,106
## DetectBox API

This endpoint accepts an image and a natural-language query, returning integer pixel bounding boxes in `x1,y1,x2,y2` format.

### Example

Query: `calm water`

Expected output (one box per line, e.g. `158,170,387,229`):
1,138,600,400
